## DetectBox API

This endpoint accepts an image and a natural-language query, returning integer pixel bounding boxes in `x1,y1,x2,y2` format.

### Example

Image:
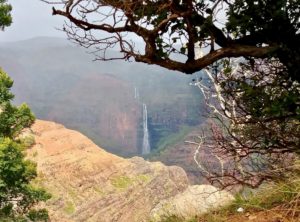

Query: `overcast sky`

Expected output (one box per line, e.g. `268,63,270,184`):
0,0,66,42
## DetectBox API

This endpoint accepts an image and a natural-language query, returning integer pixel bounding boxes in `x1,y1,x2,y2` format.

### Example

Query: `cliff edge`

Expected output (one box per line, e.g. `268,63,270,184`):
27,120,188,221
27,120,232,222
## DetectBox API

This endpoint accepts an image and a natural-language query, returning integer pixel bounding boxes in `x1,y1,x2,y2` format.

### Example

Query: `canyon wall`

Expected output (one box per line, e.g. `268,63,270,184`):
26,120,233,222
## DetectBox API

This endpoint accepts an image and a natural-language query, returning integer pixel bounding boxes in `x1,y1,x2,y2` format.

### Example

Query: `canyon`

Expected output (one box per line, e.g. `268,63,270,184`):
0,37,205,157
26,120,233,221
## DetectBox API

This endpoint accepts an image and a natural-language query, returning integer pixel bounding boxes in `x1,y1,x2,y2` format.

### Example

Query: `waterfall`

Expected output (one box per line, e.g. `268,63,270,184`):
134,87,139,100
142,103,151,155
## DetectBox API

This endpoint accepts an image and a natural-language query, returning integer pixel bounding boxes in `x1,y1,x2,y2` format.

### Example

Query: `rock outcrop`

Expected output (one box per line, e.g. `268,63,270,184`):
27,120,233,222
28,120,189,222
150,185,234,221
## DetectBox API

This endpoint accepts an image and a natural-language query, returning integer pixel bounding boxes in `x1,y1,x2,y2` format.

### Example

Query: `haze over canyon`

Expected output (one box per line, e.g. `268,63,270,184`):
0,37,205,157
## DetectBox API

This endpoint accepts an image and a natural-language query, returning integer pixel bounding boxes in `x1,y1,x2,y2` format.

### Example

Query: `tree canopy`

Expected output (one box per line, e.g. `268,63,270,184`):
193,58,300,188
0,0,12,30
0,72,35,138
46,0,299,81
0,69,51,221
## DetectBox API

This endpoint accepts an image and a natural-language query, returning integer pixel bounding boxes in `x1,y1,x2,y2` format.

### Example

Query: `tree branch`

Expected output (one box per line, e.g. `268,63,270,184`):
135,45,277,74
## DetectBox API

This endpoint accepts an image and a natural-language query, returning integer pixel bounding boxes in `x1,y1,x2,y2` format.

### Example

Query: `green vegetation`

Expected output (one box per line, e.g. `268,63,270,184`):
148,126,195,158
27,209,49,222
0,69,51,221
110,174,152,190
20,135,36,149
110,176,134,190
93,187,106,196
63,201,75,215
228,178,300,213
145,84,204,152
0,0,12,30
68,188,80,201
136,174,151,183
196,172,300,222
0,70,35,138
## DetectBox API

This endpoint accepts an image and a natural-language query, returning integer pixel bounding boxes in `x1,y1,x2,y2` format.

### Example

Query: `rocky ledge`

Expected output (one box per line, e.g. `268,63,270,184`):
27,120,233,222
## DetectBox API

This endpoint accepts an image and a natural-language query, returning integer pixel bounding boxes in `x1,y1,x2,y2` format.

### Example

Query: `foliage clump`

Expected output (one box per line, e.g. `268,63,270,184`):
110,176,134,190
191,58,300,189
0,0,12,30
48,0,299,82
0,69,51,221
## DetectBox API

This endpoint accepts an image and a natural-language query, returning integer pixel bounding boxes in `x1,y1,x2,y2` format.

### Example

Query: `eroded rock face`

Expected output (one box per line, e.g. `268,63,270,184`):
27,120,189,222
150,185,234,221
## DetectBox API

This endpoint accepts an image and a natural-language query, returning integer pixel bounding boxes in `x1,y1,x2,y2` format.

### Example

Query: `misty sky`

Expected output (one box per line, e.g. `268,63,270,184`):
0,0,66,42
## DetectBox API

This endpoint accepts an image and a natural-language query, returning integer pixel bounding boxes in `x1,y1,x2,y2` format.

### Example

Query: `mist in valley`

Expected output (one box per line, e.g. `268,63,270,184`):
0,37,205,157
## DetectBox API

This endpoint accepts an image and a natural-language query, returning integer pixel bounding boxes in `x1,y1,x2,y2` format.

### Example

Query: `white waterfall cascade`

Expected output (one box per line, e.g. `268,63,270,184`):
142,103,151,155
134,87,139,100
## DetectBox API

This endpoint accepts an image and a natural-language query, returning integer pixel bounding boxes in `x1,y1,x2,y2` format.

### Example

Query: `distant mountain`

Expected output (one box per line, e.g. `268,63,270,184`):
0,36,71,50
0,37,205,157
